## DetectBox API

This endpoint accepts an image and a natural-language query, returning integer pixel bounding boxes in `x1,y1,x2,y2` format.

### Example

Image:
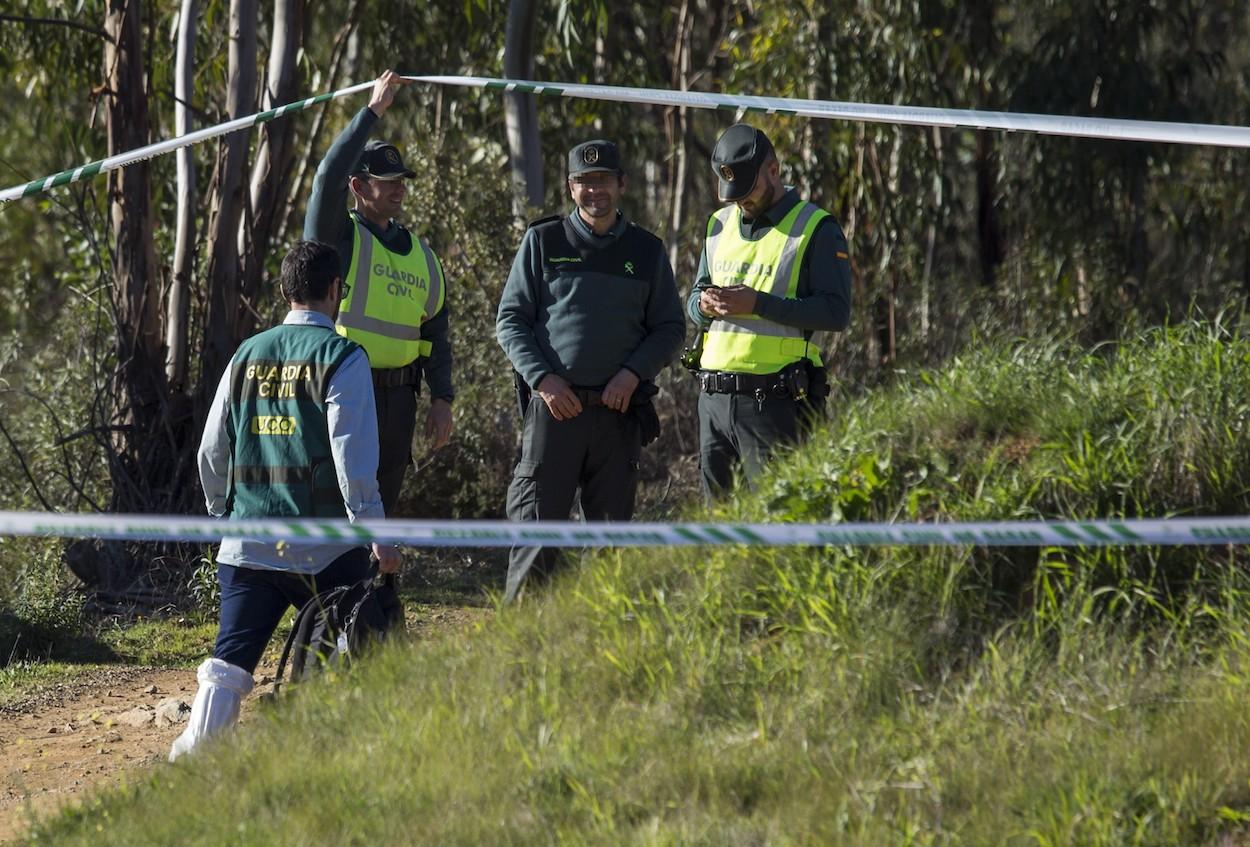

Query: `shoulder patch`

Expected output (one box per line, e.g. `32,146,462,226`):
527,214,563,230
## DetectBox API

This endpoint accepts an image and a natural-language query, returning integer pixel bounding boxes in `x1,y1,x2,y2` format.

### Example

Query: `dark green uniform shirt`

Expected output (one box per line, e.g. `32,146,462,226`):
497,211,685,389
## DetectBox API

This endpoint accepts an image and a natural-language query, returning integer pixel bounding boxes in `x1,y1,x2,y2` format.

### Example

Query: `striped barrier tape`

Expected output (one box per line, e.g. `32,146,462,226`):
4,74,1250,204
418,75,1250,149
5,511,1250,547
0,81,374,204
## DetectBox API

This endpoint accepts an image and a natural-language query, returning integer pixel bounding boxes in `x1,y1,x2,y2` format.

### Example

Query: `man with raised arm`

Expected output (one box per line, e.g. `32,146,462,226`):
305,69,453,515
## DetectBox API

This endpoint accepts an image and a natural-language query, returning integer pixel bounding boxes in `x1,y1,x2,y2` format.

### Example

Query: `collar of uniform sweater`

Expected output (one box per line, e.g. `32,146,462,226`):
567,208,628,246
740,186,801,239
745,186,799,226
349,209,411,252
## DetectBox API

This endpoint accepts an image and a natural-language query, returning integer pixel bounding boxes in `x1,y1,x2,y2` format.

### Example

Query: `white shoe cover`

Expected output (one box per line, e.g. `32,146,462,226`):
168,658,255,762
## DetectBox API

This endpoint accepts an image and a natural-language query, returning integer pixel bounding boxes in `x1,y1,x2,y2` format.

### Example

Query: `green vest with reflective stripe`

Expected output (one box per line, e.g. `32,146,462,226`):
699,200,829,375
337,215,444,368
227,323,361,519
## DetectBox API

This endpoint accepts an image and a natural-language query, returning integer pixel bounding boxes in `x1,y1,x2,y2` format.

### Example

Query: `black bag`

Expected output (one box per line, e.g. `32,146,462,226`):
274,574,405,694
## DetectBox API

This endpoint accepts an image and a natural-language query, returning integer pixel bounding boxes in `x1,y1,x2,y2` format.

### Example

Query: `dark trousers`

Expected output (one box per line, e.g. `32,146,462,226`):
374,382,418,516
212,548,373,673
698,391,817,498
504,399,641,602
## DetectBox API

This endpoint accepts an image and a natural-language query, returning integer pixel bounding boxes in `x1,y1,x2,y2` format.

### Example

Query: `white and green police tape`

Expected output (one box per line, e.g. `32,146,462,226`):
420,76,1250,149
5,511,1250,547
5,74,1250,204
0,80,374,204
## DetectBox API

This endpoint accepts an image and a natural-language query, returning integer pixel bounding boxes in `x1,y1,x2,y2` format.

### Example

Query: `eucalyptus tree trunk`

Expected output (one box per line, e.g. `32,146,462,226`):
504,0,543,211
104,0,164,489
801,3,833,208
200,0,256,406
971,0,1004,288
166,0,197,390
74,0,183,592
666,0,691,272
237,0,303,338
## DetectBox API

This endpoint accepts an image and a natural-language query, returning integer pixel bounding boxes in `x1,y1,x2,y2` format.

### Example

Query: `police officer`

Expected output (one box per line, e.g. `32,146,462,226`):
305,69,453,516
171,240,401,760
686,124,852,496
497,139,684,602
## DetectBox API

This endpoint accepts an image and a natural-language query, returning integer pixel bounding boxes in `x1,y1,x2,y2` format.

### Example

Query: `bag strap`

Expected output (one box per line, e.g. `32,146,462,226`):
274,584,347,695
343,574,394,637
274,597,317,696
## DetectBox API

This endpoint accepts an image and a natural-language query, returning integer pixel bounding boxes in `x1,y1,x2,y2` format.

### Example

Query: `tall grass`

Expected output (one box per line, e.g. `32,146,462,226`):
26,322,1250,845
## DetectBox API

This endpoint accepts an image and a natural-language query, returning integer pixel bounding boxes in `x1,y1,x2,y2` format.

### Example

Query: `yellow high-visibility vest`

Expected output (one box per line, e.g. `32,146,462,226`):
337,216,444,368
699,200,828,375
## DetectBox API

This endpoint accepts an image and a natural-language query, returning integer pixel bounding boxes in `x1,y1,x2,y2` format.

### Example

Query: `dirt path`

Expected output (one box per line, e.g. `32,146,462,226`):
0,604,489,843
0,665,203,842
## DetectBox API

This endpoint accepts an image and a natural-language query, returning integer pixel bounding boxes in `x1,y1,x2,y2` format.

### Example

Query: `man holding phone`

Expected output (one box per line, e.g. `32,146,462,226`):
685,124,852,496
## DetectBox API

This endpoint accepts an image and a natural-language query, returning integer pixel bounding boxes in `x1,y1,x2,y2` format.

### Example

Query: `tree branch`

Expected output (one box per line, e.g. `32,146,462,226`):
0,14,111,42
0,412,56,512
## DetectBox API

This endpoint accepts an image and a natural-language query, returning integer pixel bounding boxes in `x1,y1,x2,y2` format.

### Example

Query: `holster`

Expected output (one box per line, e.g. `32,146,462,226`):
631,380,661,447
801,360,830,420
512,370,532,419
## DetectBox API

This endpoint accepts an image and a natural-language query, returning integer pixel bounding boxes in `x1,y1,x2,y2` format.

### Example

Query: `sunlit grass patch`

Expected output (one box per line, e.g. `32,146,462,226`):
26,322,1250,845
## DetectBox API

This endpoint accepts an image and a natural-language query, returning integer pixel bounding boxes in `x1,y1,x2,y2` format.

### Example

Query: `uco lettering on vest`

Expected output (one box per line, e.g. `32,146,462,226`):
251,416,298,436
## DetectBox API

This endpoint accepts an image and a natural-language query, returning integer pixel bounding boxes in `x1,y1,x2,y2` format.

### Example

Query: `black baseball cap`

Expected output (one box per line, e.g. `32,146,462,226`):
568,139,623,177
353,140,416,179
711,124,773,201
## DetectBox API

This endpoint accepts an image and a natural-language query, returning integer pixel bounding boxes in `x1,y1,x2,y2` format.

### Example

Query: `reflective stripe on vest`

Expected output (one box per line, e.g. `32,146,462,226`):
699,200,828,375
337,217,444,368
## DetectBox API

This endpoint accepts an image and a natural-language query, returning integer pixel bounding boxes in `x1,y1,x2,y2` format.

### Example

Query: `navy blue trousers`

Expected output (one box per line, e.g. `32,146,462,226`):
212,547,373,673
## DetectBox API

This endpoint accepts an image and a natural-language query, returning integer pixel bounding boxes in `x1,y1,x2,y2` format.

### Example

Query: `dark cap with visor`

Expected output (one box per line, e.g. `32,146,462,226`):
711,124,774,201
353,140,416,179
568,140,624,177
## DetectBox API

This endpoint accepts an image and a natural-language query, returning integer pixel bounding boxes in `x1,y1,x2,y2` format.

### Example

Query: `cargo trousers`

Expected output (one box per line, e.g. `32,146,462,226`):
372,379,418,516
698,390,821,498
504,396,641,602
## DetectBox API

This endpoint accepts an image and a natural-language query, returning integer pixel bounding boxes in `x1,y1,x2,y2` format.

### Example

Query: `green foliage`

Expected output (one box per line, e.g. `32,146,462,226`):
0,540,84,663
185,552,221,611
4,0,1250,550
97,616,217,667
25,324,1250,845
385,128,522,520
0,297,115,605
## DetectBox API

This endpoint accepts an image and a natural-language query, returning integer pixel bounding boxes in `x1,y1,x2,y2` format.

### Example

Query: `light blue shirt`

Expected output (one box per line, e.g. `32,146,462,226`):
198,309,384,573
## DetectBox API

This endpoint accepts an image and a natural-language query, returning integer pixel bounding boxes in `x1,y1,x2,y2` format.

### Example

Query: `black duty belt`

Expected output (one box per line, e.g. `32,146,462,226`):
698,370,787,396
372,362,421,389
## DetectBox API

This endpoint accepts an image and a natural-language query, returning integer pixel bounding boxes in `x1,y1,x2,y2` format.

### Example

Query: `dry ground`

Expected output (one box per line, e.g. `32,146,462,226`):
0,603,489,843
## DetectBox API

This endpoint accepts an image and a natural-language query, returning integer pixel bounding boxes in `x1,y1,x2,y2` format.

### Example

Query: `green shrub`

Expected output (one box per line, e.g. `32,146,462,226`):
0,540,84,664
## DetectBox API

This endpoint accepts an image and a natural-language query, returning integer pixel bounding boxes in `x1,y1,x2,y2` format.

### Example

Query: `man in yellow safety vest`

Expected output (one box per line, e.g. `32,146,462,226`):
685,123,852,496
305,70,453,515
